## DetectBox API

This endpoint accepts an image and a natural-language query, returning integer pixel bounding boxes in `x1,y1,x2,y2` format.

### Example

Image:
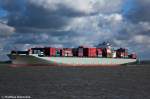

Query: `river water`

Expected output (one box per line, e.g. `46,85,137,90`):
0,64,150,99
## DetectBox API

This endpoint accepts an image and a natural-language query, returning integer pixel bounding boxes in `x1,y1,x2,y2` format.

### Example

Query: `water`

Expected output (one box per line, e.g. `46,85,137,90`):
0,64,150,99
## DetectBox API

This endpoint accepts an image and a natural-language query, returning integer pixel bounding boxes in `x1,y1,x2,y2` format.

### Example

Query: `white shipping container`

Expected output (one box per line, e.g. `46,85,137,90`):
112,52,116,58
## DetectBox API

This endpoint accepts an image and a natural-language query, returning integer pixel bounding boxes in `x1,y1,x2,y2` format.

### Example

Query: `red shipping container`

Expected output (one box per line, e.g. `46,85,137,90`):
50,48,56,56
124,52,128,56
44,47,56,56
83,48,96,57
89,48,96,57
123,52,128,58
97,48,102,57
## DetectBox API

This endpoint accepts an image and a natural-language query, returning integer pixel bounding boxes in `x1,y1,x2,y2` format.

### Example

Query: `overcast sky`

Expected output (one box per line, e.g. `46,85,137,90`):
0,0,150,60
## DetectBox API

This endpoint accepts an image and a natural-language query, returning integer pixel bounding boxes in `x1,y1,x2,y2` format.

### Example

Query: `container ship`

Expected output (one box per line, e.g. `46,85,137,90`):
8,42,137,66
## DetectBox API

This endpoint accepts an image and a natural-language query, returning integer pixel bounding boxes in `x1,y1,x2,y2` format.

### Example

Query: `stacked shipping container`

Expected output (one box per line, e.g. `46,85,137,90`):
102,48,112,58
96,48,103,57
84,48,97,57
78,46,84,57
72,48,78,56
112,50,117,58
128,53,137,59
28,46,136,59
44,47,56,56
116,48,128,58
62,48,73,57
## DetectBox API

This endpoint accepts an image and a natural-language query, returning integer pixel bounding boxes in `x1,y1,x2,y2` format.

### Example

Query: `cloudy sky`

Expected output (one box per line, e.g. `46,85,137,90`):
0,0,150,60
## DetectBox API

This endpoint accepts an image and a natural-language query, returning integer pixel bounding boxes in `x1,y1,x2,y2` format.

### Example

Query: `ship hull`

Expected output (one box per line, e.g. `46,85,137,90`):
8,54,137,67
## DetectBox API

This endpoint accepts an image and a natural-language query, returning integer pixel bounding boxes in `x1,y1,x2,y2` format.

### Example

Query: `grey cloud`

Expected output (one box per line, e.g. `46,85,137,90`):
116,21,150,41
1,0,125,33
0,0,150,60
0,22,15,37
7,3,69,32
2,0,94,33
93,0,123,14
124,0,150,23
